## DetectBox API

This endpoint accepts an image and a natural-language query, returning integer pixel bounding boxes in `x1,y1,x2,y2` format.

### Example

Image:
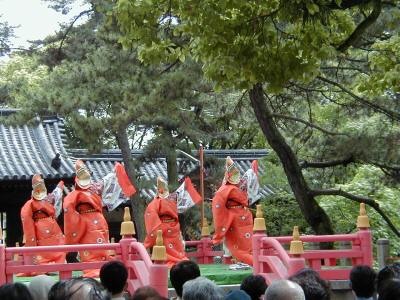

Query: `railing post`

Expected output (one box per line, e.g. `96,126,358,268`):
252,205,267,274
0,244,6,286
200,218,212,264
150,230,168,298
120,207,136,295
356,203,373,266
288,226,305,277
377,239,390,270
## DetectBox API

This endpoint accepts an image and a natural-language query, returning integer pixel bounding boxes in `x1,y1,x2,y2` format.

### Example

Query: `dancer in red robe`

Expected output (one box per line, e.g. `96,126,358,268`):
63,160,136,277
144,177,201,267
212,157,256,266
21,174,65,267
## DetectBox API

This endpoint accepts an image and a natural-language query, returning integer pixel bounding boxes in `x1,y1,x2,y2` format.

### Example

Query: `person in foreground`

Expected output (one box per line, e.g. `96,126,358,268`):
100,261,128,300
182,276,224,300
48,277,110,300
170,260,201,300
28,274,56,300
0,282,33,300
264,280,305,300
378,279,400,300
349,265,376,300
288,268,330,300
240,275,267,300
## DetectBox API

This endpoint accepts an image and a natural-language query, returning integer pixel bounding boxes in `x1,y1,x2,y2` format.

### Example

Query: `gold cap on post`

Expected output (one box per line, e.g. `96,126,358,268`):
253,204,266,232
151,230,167,261
289,226,304,255
357,203,370,229
201,218,210,237
120,207,135,237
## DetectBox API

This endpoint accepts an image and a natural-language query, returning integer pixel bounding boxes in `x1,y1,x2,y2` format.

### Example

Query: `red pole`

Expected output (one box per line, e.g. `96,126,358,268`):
200,145,205,227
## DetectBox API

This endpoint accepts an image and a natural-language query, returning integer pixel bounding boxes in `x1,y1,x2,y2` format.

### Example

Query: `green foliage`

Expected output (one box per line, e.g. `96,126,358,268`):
319,165,400,253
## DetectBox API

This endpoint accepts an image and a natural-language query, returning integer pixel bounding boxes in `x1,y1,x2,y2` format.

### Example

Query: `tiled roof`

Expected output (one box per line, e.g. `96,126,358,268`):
0,110,274,199
0,109,75,180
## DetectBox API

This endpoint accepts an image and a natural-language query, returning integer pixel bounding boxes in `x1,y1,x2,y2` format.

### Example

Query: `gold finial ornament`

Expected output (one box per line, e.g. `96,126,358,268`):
357,203,370,228
151,230,167,261
253,204,266,232
289,226,304,255
120,207,135,236
201,218,210,237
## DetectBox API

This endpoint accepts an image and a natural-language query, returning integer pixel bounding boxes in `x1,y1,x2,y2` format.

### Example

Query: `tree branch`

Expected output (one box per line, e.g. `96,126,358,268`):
337,0,382,52
311,188,400,237
317,76,400,121
272,113,349,136
300,155,355,169
57,9,93,57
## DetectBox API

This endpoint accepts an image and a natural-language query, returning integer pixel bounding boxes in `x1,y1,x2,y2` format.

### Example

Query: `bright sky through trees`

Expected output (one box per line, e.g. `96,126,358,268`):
0,0,88,49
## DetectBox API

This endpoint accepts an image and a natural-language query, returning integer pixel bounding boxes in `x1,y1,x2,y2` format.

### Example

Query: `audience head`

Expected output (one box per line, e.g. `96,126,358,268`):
182,276,223,300
0,282,33,300
378,279,400,300
349,265,376,298
264,280,305,300
100,261,128,296
170,260,201,298
29,275,56,300
377,263,400,295
224,290,251,300
47,277,110,300
131,286,166,300
289,268,330,300
240,275,267,300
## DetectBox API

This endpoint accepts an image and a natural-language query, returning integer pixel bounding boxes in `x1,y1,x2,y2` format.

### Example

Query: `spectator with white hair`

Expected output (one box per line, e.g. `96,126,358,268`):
182,277,223,300
264,280,305,300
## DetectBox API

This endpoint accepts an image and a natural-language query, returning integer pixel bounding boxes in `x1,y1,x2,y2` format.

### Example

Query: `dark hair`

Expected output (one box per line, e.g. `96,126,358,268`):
377,264,400,295
0,283,33,300
170,260,201,297
131,286,164,300
48,277,110,300
100,261,128,295
378,279,400,300
289,268,330,300
349,265,376,298
240,275,267,300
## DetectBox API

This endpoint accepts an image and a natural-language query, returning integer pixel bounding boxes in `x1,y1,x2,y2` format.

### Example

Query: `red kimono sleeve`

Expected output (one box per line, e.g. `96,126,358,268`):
115,163,136,198
143,198,162,248
212,185,232,245
21,201,37,247
63,191,82,245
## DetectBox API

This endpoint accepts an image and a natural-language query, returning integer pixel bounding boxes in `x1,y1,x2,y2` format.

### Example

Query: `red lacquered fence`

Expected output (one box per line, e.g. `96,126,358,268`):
251,203,372,284
0,203,372,293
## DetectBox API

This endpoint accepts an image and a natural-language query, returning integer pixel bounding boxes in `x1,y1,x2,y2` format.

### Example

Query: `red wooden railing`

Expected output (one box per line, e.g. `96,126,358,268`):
252,228,372,284
0,237,168,297
185,237,223,264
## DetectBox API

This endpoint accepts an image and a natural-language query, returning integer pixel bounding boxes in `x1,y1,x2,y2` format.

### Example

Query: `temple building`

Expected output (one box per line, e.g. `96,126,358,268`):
0,108,273,246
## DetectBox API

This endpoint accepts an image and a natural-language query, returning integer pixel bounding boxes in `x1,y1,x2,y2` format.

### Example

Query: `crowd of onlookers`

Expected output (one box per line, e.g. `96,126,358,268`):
0,260,400,300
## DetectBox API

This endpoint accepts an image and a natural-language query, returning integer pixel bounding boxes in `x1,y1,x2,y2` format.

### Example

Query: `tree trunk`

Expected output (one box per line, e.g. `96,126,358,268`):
249,83,334,235
166,141,178,190
115,127,146,241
